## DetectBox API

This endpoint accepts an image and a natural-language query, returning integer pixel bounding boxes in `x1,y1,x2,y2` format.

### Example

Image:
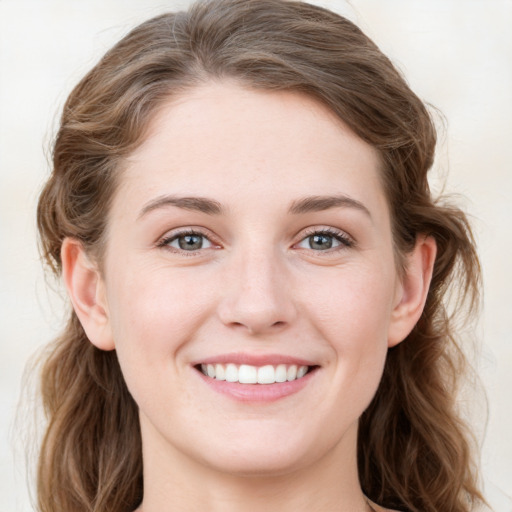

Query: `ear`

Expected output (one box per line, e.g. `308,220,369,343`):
388,236,437,348
61,238,115,351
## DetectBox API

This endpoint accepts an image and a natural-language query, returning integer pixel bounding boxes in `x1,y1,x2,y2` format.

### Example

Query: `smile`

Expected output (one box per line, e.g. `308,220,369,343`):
193,354,319,402
199,363,310,384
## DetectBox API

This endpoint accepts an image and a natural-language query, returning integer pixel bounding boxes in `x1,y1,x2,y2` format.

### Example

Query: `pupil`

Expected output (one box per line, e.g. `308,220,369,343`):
310,234,332,250
179,234,203,250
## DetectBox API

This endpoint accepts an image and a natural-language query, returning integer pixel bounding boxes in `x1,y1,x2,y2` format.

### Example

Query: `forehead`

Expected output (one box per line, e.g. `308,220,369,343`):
117,81,386,217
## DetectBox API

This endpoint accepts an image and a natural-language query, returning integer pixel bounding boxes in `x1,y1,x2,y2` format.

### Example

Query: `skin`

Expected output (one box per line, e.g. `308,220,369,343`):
62,81,436,512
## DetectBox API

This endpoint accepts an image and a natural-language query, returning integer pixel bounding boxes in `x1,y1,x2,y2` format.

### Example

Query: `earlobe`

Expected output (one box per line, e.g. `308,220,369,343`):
61,238,115,351
388,236,437,347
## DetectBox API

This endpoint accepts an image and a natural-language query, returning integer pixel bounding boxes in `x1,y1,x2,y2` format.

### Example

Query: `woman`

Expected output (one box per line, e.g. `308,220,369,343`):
35,0,485,511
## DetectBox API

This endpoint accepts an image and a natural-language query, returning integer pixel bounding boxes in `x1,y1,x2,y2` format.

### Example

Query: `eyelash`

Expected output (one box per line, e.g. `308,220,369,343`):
297,227,354,251
157,229,217,256
157,227,354,255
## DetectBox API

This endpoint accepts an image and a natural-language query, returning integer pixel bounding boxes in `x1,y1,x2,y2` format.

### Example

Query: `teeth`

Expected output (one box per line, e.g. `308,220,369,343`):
225,363,238,382
199,363,310,384
297,365,308,378
286,365,297,381
215,363,226,381
239,364,258,384
275,364,287,382
257,365,275,384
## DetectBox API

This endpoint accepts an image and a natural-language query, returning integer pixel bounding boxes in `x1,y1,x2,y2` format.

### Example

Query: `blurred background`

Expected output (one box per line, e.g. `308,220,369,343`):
1,1,510,510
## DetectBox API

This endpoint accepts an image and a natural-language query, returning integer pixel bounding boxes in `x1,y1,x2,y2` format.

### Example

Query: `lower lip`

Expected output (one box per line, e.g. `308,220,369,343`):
195,368,316,402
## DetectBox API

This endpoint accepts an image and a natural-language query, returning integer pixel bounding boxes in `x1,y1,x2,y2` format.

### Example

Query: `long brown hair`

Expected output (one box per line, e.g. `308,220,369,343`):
35,1,484,511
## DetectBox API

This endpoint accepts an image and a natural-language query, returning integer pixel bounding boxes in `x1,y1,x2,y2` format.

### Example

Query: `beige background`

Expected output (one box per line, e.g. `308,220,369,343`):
1,1,510,510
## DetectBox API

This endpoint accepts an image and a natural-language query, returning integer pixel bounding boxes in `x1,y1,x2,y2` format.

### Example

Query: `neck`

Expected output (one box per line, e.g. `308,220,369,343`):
137,420,371,512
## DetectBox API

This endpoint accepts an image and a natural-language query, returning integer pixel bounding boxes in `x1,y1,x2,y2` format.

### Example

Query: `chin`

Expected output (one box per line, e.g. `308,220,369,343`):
202,451,308,478
192,426,325,477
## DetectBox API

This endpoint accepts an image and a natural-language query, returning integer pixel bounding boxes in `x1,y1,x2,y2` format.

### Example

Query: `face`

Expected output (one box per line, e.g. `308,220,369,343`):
98,82,404,476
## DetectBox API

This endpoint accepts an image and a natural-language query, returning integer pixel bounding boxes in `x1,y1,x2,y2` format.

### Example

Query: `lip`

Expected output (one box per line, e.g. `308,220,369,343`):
191,353,319,403
195,369,317,402
191,352,316,367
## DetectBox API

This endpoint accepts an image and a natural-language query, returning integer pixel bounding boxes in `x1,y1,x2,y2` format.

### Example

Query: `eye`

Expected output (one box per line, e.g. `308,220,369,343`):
296,229,352,251
160,231,213,252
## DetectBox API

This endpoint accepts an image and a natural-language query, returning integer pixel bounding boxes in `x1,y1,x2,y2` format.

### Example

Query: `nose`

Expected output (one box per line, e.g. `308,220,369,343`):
216,249,297,335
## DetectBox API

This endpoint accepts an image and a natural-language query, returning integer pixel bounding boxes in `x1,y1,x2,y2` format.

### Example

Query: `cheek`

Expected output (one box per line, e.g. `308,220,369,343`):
105,261,223,370
302,265,394,399
304,265,396,346
104,269,201,409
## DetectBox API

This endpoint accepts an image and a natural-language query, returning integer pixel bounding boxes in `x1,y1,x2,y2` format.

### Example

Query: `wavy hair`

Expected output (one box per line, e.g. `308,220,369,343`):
35,1,484,511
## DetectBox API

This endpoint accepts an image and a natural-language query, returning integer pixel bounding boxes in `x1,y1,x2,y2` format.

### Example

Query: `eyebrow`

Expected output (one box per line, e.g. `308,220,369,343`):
138,193,371,220
138,195,224,218
288,195,372,219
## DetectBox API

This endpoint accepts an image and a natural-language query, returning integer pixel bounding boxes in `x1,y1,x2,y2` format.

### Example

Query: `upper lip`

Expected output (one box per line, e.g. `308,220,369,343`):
191,352,317,367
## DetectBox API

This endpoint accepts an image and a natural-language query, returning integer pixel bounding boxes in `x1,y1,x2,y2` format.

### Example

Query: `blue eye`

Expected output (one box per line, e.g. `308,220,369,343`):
163,232,213,251
296,230,351,251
